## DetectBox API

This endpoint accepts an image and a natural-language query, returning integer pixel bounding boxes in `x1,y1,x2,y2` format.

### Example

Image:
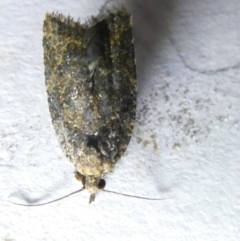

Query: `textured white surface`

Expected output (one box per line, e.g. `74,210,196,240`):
1,0,240,240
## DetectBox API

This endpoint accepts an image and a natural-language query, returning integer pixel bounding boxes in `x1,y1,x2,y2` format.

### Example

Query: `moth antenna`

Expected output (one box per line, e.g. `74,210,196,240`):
8,187,84,207
103,189,173,201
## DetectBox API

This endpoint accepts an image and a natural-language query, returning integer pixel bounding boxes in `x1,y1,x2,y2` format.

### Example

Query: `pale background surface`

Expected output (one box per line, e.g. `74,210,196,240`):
1,0,240,240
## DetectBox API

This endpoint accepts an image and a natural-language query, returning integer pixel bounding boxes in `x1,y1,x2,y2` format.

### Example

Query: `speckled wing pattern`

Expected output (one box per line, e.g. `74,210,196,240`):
43,6,136,192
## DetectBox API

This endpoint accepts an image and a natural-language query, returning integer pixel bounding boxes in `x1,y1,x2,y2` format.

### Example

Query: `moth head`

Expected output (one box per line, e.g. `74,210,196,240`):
8,174,170,206
9,172,170,207
75,172,106,203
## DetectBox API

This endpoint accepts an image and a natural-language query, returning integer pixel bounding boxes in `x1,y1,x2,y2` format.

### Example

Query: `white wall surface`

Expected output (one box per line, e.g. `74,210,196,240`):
0,0,240,240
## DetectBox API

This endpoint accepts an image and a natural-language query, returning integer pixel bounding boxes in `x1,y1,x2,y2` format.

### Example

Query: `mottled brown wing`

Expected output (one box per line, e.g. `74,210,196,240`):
43,8,136,167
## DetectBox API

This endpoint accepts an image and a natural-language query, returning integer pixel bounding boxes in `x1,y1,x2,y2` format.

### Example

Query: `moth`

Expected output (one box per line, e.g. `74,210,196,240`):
43,6,137,203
